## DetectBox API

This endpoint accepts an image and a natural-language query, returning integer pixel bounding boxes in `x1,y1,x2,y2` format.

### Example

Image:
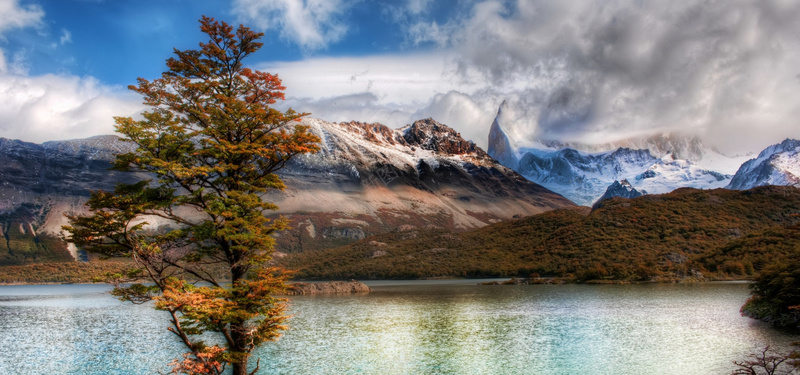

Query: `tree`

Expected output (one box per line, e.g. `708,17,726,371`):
731,345,799,375
741,250,800,327
63,16,319,375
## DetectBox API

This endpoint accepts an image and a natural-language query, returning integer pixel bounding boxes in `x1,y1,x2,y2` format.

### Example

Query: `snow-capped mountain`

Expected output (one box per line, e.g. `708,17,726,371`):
511,146,657,206
595,179,645,206
268,117,574,252
487,103,746,206
727,139,800,190
0,118,574,263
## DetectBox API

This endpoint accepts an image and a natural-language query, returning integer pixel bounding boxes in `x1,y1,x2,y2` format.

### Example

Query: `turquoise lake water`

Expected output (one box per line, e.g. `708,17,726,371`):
0,281,796,374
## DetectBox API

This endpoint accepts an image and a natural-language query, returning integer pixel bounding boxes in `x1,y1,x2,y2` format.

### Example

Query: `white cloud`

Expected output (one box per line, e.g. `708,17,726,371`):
261,53,464,104
260,0,800,155
0,0,44,74
0,50,6,74
59,29,71,45
406,21,454,48
0,73,143,143
0,0,43,36
233,0,352,51
257,52,505,146
406,0,433,15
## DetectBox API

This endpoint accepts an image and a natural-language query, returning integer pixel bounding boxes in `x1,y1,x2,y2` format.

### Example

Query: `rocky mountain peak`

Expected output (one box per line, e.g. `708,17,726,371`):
727,138,800,190
402,118,484,156
338,121,407,147
593,179,646,209
487,101,518,170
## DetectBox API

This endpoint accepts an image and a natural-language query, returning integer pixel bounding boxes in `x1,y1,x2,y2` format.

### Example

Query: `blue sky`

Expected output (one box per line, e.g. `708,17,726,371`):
2,0,800,155
6,1,462,85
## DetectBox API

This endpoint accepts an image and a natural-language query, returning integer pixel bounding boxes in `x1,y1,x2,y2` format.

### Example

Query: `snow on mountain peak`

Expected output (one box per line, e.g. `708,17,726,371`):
727,138,800,190
402,118,484,156
594,179,646,208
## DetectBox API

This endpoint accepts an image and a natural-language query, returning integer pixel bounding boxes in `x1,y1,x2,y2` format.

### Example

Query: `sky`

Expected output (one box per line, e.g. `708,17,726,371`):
1,0,800,155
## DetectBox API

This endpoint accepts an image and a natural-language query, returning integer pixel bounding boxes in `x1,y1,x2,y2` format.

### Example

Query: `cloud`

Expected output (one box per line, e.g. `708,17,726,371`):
447,0,800,153
406,0,433,15
259,52,467,105
406,21,455,48
233,0,352,51
0,0,43,36
0,1,135,144
250,0,800,155
0,73,143,143
59,29,71,45
0,0,44,75
258,53,505,145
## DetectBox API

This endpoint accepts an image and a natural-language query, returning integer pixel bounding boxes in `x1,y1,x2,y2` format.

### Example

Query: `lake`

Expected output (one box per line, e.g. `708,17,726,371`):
0,281,796,374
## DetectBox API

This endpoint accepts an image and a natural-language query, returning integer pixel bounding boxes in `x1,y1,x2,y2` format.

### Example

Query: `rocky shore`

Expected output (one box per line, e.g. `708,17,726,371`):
287,280,371,295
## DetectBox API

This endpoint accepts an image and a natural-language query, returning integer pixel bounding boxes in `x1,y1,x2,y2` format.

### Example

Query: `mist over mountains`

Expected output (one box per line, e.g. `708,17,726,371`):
487,101,798,206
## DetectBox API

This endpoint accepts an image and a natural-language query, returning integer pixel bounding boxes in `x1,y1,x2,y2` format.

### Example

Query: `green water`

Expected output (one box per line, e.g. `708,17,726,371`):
0,281,795,374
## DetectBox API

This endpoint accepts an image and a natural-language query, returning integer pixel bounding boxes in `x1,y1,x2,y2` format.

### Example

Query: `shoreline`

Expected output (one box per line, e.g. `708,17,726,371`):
0,277,754,287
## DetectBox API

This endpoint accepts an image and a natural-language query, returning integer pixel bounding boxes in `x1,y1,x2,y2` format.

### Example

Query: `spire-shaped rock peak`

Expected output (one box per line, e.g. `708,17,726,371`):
488,100,518,169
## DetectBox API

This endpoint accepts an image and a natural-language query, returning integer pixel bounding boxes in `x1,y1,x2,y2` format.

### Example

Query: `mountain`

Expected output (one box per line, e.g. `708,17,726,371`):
594,179,645,206
283,185,800,281
0,135,141,265
266,117,574,252
512,146,657,206
727,139,800,190
487,103,744,206
0,118,573,264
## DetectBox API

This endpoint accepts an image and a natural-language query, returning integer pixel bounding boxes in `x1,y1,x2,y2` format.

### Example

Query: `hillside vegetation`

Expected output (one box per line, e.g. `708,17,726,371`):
282,186,800,281
3,186,799,284
0,203,73,266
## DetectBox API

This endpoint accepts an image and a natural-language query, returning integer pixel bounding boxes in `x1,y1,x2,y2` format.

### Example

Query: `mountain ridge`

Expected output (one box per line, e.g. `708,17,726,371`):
0,117,574,263
283,185,800,281
727,138,800,190
486,103,752,205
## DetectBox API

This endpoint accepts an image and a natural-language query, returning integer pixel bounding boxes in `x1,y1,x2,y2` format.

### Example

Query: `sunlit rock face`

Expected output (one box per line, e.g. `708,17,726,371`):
267,117,574,252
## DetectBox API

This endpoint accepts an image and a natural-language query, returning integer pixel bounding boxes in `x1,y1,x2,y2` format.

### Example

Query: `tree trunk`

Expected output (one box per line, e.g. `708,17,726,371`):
232,360,249,375
230,320,251,375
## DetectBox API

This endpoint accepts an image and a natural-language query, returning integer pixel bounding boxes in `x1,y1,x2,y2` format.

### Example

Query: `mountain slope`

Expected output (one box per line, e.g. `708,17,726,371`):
727,139,800,190
0,118,574,263
283,186,800,280
0,136,141,265
267,117,574,252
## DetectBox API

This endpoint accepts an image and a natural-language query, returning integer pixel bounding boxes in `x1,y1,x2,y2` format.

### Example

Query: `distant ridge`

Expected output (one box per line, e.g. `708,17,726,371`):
284,185,800,281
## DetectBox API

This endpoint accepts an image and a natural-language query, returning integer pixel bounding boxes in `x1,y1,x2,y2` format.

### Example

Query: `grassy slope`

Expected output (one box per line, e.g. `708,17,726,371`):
282,186,800,281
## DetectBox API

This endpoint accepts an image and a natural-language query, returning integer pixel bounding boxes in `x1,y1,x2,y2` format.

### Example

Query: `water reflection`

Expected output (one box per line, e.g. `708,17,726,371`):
259,282,796,375
0,282,795,375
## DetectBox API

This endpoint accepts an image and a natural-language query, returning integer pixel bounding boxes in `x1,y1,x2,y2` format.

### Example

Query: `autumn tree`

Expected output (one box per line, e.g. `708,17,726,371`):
63,16,319,375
